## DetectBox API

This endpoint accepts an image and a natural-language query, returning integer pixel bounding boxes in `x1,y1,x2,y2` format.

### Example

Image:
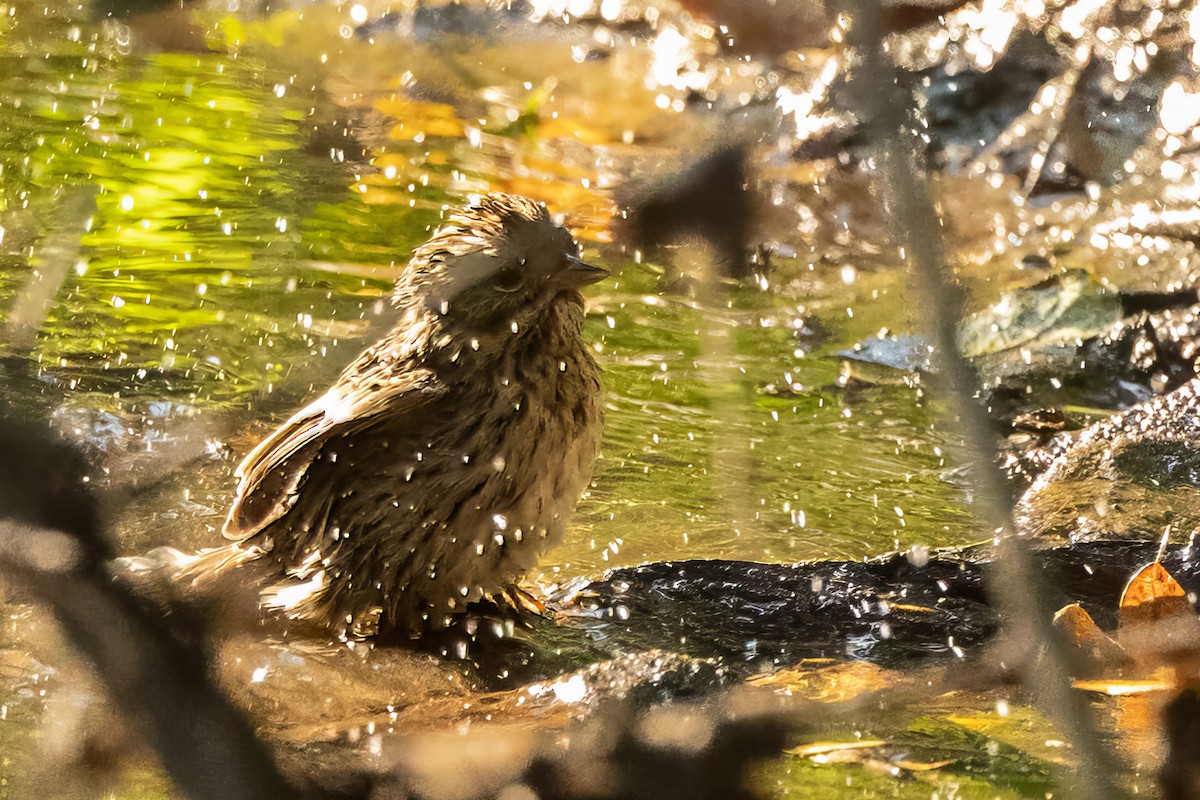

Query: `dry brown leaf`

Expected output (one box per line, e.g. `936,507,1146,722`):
1052,603,1130,676
1118,562,1200,669
892,758,958,771
1121,562,1188,614
1072,678,1172,696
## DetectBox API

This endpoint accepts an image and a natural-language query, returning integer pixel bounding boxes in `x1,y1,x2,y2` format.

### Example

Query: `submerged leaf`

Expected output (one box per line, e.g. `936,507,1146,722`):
958,270,1122,359
376,97,467,141
785,739,888,757
891,757,958,771
1073,679,1172,696
748,660,895,701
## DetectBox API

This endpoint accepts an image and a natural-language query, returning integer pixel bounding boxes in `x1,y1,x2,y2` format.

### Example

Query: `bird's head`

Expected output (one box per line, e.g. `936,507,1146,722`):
394,193,608,333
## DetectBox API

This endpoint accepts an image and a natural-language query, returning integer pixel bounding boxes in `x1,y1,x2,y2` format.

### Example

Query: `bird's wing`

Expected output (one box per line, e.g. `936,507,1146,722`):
222,362,440,541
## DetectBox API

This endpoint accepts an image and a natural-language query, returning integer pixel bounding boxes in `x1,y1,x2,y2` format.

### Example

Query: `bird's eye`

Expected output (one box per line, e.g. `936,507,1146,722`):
494,265,524,293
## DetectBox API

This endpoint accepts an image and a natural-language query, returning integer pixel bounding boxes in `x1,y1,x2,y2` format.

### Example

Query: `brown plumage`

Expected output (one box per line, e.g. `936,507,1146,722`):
215,194,606,638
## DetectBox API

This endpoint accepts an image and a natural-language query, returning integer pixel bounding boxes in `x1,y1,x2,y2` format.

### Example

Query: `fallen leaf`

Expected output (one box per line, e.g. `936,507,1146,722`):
785,739,888,757
892,757,958,771
1118,562,1200,669
1121,562,1188,614
1052,602,1130,677
889,603,936,614
1072,679,1172,696
748,660,895,701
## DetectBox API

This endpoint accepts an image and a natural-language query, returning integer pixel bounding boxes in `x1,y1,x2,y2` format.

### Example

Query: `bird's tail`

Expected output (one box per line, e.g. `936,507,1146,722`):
116,543,267,586
112,543,284,633
116,543,341,634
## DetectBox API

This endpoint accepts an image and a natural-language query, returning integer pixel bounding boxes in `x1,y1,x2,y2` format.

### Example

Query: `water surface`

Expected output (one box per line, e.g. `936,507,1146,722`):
0,1,992,795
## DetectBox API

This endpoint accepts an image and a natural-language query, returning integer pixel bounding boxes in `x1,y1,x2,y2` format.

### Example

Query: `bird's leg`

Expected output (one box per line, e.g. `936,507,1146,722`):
489,584,546,617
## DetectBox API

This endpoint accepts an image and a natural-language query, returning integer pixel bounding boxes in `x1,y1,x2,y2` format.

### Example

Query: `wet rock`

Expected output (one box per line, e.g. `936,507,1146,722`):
835,333,932,385
554,539,1200,671
843,273,1200,429
1099,302,1200,392
1016,380,1200,541
552,554,996,670
528,649,731,707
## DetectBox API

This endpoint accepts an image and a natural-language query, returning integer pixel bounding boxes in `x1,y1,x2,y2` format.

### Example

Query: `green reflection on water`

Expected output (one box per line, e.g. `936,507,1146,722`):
0,5,977,575
545,259,975,579
0,14,452,406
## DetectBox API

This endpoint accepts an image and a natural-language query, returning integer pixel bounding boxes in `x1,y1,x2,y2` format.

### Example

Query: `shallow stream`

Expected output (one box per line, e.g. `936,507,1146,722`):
0,1,1140,796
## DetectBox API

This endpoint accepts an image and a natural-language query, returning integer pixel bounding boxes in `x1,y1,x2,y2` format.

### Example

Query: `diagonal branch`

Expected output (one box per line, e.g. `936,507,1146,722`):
839,3,1121,797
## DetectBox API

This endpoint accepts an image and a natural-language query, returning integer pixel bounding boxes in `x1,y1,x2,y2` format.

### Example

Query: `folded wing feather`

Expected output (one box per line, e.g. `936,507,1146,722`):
222,365,439,540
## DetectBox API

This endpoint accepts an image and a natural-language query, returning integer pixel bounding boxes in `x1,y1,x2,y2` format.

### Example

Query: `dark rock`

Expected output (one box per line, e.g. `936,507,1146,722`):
1017,380,1200,540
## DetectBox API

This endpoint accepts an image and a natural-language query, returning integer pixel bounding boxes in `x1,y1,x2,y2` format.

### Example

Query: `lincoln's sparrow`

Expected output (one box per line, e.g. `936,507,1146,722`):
210,194,606,639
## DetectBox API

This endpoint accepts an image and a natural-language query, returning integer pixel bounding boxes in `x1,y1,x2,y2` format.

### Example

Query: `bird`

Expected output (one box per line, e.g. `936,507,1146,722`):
194,193,607,640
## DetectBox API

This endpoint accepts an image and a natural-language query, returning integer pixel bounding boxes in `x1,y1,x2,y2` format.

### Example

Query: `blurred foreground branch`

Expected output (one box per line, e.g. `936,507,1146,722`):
4,187,96,352
839,3,1120,797
0,420,301,800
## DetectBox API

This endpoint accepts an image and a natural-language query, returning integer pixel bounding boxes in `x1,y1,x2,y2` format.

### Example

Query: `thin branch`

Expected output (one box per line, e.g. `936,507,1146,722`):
839,5,1120,798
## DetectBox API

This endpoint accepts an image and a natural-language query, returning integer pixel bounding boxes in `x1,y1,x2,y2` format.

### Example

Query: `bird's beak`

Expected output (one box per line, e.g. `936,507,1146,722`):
563,254,609,286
